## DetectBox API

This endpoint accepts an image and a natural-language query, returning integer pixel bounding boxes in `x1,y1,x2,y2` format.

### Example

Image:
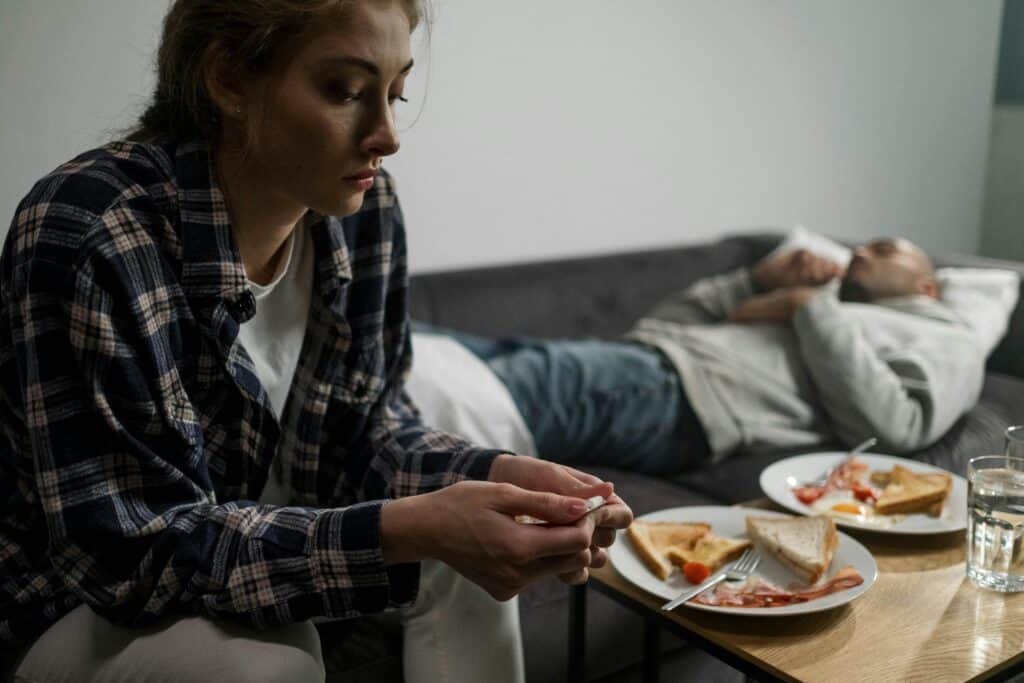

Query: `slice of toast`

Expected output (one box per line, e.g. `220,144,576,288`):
745,515,838,585
666,535,751,573
874,465,952,515
627,520,711,580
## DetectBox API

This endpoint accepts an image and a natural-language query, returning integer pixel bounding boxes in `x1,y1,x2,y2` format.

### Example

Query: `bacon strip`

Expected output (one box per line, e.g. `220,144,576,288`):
692,566,864,608
792,458,871,505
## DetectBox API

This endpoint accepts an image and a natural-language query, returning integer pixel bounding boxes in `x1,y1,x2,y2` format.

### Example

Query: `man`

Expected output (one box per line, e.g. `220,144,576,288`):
432,238,988,475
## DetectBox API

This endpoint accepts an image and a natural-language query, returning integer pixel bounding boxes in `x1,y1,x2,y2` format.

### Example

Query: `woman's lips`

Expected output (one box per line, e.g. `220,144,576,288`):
344,170,377,192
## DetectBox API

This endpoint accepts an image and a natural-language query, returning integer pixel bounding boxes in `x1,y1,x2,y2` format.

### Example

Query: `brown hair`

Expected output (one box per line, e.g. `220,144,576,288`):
129,0,425,143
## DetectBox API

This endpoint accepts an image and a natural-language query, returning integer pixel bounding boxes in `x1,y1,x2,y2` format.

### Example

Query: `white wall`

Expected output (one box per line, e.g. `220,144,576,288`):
0,0,167,225
0,1,1003,273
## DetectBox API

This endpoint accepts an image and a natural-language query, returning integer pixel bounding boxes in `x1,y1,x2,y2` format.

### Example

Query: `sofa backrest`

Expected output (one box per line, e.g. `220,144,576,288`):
409,233,779,338
409,232,1024,379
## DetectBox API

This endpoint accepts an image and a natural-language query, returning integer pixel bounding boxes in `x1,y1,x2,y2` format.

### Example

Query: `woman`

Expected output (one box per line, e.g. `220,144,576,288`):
0,1,632,681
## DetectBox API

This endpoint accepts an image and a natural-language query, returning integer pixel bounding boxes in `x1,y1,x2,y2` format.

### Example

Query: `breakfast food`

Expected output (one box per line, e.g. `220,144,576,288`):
627,513,864,609
666,535,751,574
873,466,952,516
692,566,864,607
745,515,838,584
792,458,952,524
627,520,710,580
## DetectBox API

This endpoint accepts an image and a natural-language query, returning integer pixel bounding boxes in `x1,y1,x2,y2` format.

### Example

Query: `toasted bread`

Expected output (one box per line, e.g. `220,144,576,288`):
745,515,838,584
666,535,751,573
874,465,952,515
627,521,710,580
869,469,891,487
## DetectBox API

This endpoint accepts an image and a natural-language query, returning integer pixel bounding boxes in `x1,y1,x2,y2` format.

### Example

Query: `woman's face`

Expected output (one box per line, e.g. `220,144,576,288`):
242,0,414,217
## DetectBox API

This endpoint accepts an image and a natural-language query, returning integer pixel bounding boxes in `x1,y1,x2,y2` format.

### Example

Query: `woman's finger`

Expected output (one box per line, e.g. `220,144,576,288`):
592,501,633,530
557,568,590,586
592,527,617,548
524,548,592,580
562,465,606,487
491,484,590,525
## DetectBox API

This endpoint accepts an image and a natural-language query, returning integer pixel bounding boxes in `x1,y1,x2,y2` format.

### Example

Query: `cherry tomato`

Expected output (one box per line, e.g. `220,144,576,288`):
851,483,878,503
683,561,712,584
794,486,826,505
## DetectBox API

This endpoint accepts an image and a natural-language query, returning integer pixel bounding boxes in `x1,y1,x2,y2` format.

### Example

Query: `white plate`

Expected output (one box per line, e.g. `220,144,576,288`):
608,506,877,616
760,452,967,534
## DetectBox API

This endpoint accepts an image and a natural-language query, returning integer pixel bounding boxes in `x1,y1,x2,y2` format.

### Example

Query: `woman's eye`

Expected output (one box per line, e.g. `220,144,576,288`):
325,83,360,103
389,94,409,105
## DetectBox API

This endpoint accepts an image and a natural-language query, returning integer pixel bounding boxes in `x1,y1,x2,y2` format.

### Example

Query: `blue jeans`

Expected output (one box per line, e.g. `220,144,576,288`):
416,325,709,475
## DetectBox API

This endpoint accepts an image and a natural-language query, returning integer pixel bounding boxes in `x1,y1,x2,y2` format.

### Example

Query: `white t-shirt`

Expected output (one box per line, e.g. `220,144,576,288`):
236,224,314,504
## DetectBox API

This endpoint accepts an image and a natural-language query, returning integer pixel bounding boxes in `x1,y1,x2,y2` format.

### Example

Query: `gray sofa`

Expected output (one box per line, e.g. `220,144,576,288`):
324,232,1024,682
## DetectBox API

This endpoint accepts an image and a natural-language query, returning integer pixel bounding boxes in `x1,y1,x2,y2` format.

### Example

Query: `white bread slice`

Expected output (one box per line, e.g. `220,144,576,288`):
874,466,951,515
666,535,751,573
627,521,711,580
745,515,838,585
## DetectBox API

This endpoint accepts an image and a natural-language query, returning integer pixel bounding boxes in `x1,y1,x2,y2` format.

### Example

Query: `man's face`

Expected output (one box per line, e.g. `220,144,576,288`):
839,238,936,302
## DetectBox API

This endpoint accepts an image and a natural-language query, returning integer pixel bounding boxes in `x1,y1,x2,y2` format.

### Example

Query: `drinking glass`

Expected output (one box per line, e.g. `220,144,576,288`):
967,454,1024,592
1006,425,1024,459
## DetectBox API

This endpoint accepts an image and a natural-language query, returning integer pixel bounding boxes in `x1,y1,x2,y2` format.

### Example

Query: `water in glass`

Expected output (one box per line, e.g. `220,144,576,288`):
967,455,1024,592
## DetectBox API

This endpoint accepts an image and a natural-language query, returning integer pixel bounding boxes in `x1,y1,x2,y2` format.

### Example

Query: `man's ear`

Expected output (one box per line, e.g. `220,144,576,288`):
203,44,248,123
918,276,939,299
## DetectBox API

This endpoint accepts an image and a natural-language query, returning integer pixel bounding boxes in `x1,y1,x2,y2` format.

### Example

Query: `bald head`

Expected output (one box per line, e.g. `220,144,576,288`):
838,238,939,302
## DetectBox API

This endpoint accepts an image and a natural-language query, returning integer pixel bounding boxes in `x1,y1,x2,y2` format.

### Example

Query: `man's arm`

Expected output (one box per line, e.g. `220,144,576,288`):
791,292,985,453
644,249,843,326
644,268,758,325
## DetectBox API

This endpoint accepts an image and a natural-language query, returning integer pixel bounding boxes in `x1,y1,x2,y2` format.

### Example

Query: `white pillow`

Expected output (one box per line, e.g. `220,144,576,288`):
766,227,1020,355
767,225,853,267
406,333,537,456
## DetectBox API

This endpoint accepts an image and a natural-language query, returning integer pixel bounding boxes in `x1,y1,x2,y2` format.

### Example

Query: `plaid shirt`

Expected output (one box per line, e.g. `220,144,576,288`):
0,139,501,649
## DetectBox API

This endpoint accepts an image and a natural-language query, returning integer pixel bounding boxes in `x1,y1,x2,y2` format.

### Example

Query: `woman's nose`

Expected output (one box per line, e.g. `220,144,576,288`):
363,105,401,158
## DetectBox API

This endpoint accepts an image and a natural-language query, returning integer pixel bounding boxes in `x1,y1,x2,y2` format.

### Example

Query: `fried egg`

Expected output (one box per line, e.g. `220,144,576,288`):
809,493,906,529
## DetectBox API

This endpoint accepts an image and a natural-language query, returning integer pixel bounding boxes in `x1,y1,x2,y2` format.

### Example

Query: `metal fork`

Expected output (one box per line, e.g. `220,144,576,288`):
660,547,761,611
792,436,878,488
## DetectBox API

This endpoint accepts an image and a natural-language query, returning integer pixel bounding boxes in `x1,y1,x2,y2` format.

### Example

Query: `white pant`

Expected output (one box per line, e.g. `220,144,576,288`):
11,561,524,683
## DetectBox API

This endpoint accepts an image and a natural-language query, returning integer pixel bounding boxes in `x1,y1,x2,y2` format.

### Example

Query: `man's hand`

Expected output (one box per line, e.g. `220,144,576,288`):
488,455,633,585
729,287,818,323
752,249,844,292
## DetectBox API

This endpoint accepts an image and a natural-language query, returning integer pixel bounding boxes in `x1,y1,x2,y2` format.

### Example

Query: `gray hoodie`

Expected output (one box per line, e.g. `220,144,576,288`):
626,269,985,462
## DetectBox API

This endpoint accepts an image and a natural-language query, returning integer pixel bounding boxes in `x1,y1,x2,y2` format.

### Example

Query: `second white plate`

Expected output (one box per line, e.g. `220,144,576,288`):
759,452,967,534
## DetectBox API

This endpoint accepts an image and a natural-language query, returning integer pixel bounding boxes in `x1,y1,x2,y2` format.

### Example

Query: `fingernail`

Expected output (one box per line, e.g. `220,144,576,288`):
569,500,587,515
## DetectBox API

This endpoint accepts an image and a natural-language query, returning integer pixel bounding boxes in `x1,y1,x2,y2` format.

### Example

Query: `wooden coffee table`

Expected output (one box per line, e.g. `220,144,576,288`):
568,499,1024,683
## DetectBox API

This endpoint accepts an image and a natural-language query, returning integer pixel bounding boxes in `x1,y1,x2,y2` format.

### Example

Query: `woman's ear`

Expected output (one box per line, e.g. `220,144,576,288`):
203,43,248,123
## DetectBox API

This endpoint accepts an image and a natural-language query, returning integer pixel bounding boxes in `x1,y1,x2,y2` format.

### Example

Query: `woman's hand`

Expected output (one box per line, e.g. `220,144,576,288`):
488,455,633,584
382,480,614,600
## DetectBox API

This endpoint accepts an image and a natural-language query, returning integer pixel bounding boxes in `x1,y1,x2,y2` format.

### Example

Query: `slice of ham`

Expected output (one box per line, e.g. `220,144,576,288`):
692,566,864,608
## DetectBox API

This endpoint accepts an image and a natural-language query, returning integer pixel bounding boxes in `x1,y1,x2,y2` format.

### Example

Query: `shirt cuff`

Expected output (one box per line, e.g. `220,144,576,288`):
312,501,420,614
792,287,842,343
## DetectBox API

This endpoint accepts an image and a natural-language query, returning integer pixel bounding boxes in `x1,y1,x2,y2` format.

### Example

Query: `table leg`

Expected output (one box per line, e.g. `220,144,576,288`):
643,616,661,683
569,583,587,682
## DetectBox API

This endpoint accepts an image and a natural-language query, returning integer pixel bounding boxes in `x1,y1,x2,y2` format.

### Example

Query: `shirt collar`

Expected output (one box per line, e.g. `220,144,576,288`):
174,139,249,307
172,140,353,318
